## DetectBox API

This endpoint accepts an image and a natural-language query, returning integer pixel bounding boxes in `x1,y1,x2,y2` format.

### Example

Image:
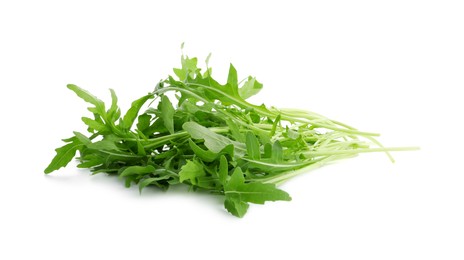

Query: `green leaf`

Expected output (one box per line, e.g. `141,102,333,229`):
286,126,299,139
272,140,283,163
123,93,153,130
224,197,249,218
87,139,119,151
195,176,217,189
124,175,136,188
138,175,171,194
183,121,246,156
77,154,104,168
218,155,228,185
239,76,263,100
82,117,109,132
204,53,212,77
188,139,234,162
249,110,261,123
223,167,291,217
246,132,261,160
67,84,106,116
44,137,83,174
160,95,175,134
172,68,185,81
174,56,198,81
120,165,156,178
226,119,245,142
73,131,91,145
227,63,238,89
136,114,151,132
223,168,249,217
264,143,272,158
205,52,212,67
227,182,291,204
136,139,146,156
225,167,245,191
107,89,120,122
188,139,218,162
179,160,205,185
270,114,281,137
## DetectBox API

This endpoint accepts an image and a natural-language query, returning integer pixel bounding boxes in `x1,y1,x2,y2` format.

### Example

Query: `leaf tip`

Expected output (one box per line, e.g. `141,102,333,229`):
66,84,77,90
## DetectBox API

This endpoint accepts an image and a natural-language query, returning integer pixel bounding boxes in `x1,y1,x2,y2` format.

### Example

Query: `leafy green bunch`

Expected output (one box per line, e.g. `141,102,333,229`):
45,50,414,217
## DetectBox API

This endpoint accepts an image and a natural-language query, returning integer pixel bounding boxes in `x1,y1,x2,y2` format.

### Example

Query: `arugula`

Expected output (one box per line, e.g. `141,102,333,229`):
45,47,417,217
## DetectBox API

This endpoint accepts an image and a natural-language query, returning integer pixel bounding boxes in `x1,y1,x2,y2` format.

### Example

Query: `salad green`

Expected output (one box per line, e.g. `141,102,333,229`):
45,48,416,217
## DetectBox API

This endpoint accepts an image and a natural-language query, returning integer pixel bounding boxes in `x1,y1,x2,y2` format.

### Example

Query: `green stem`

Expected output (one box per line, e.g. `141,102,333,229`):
183,82,380,136
141,127,231,149
262,155,353,184
304,147,419,156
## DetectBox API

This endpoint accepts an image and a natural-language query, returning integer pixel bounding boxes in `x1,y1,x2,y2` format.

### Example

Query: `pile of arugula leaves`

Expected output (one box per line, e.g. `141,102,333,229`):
45,49,414,217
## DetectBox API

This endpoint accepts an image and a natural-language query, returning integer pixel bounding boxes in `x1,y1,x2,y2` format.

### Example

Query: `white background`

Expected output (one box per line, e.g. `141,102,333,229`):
1,1,463,259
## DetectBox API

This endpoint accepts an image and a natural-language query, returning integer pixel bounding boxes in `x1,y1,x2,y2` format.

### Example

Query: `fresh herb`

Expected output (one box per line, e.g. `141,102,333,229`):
45,47,416,217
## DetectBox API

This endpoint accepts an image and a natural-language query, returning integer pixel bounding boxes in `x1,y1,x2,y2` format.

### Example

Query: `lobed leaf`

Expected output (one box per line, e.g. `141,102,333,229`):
223,167,291,217
82,117,109,133
224,197,249,218
44,137,83,174
67,84,106,116
239,76,263,100
178,160,205,185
